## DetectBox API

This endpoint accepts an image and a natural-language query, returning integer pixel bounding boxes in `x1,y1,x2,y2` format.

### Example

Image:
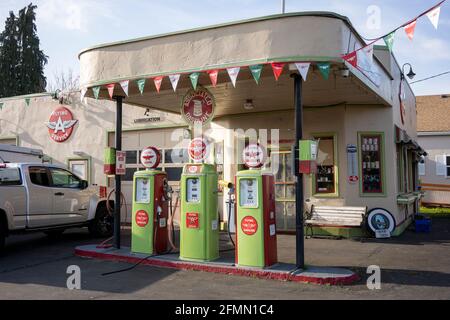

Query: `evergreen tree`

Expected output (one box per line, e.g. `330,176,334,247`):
0,12,20,98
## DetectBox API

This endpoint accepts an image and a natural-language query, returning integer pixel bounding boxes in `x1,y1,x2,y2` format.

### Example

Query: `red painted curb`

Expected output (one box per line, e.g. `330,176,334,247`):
75,248,359,286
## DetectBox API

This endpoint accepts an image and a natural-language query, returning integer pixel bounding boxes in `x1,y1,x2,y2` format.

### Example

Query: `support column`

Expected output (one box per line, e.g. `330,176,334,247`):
293,74,305,269
113,96,123,249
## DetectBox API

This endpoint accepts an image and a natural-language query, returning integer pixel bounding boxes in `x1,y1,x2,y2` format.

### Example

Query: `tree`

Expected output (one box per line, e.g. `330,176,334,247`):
0,3,48,98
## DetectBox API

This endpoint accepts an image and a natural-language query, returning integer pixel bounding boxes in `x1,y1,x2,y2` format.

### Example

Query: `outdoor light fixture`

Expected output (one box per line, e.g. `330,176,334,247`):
339,68,350,78
244,99,254,110
401,63,416,80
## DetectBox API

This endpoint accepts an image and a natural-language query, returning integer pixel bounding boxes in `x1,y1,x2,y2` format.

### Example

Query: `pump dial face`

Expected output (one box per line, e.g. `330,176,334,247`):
141,146,161,168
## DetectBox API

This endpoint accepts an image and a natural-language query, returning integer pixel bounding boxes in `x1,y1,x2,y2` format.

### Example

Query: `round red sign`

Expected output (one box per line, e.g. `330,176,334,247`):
46,107,78,143
135,210,149,227
241,216,258,236
140,147,161,168
188,138,208,162
243,144,266,168
181,88,215,126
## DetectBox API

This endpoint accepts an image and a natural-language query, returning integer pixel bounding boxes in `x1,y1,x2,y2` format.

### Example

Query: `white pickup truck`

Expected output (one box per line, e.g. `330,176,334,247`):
0,163,114,252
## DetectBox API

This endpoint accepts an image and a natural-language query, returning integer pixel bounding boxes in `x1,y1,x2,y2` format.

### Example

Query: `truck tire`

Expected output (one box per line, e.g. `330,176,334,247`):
88,205,114,238
0,218,6,255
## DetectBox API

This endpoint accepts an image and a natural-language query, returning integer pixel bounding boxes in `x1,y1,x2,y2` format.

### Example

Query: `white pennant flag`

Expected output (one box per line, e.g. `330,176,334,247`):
119,80,129,96
80,88,87,102
169,74,180,92
427,6,441,29
227,67,240,87
363,44,374,63
295,63,310,81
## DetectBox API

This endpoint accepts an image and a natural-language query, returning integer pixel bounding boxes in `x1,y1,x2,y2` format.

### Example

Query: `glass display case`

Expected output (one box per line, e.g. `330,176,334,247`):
360,134,383,194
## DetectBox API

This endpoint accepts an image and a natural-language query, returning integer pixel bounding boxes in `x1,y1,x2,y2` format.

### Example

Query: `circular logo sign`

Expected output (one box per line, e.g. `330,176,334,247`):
367,208,396,234
241,216,258,236
188,138,208,162
140,147,161,168
181,88,215,126
135,210,149,227
243,144,266,168
46,107,78,143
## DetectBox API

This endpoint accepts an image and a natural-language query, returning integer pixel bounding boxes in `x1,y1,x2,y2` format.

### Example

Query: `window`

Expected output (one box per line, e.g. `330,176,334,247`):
360,133,384,195
49,168,82,188
0,167,22,186
447,156,450,177
29,167,50,187
313,135,337,195
418,156,425,176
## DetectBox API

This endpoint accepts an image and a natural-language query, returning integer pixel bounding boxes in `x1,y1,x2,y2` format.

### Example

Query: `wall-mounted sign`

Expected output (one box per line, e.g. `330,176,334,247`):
188,138,208,162
243,144,266,168
181,88,215,126
116,151,126,175
140,146,161,169
347,144,359,183
45,107,78,143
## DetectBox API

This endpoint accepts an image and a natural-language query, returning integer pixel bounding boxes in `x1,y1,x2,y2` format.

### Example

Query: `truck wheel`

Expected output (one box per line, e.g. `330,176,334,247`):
89,205,114,238
0,219,5,255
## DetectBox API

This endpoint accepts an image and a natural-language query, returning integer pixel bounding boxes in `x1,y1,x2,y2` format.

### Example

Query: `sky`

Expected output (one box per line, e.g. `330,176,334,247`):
0,0,449,96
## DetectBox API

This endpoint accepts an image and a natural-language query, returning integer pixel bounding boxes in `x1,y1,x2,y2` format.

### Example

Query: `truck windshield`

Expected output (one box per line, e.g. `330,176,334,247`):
0,167,22,186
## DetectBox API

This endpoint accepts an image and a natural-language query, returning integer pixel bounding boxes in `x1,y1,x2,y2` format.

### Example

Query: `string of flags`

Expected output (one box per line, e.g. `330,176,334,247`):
342,0,446,67
82,61,332,100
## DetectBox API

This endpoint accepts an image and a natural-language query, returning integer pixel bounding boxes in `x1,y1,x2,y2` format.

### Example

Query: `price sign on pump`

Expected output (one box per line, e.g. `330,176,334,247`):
140,146,161,169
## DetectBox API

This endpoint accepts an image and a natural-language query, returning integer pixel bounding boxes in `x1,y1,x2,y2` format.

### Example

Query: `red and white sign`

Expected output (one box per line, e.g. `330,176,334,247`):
116,151,126,175
243,144,266,168
241,216,258,236
186,212,199,229
188,138,208,162
46,107,78,143
135,210,149,227
181,88,215,126
140,146,161,169
187,165,200,174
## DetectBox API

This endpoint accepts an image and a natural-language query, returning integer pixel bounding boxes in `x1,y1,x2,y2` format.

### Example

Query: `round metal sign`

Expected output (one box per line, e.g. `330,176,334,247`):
181,88,215,126
46,106,78,143
140,146,161,169
367,208,396,234
188,138,208,162
135,210,149,227
241,216,258,236
243,144,266,168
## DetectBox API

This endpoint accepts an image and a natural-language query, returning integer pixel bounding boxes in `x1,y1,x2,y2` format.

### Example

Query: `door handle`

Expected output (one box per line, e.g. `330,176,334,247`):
54,192,64,196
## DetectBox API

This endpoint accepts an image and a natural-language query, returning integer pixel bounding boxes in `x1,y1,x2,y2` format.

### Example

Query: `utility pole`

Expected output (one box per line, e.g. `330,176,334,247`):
281,0,286,14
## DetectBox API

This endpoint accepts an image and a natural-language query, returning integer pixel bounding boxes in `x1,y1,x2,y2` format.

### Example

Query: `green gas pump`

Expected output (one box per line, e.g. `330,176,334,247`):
180,163,219,262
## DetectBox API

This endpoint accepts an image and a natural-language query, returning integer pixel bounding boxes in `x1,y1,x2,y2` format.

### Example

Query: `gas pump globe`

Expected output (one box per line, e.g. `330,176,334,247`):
235,144,278,268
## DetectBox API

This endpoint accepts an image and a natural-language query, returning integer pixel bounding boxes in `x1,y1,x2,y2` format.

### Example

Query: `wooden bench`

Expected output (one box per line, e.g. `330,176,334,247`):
305,206,367,238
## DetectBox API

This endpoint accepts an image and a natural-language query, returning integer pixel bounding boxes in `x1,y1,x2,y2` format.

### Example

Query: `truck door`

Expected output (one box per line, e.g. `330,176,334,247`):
48,167,90,224
26,166,55,228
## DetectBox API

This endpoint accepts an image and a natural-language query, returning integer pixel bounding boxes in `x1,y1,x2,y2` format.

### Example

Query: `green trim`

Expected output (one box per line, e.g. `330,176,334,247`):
67,157,92,183
392,216,413,236
310,132,339,198
305,225,369,239
106,123,188,134
374,45,389,51
0,92,54,103
358,131,387,197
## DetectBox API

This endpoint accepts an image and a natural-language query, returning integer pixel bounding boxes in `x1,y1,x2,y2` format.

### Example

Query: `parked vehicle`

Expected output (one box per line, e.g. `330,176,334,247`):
0,144,44,164
0,163,114,253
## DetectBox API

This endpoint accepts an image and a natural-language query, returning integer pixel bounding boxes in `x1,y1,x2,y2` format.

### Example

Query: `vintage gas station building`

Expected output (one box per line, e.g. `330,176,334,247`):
0,12,425,242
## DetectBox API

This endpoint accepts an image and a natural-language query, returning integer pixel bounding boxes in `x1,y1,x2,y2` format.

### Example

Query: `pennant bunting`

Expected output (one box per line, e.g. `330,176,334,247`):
169,74,180,92
154,76,164,93
426,6,441,29
342,51,358,68
317,63,331,80
80,87,87,102
25,98,31,106
384,32,396,52
92,86,101,99
106,83,115,99
295,63,310,81
136,79,146,95
363,44,374,63
249,65,263,84
271,62,285,81
0,102,3,110
119,80,129,96
227,67,240,87
190,72,200,90
207,70,219,87
404,20,417,41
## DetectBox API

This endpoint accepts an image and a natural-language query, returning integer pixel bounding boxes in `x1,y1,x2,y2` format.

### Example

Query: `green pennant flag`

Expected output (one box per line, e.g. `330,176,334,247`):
136,79,146,95
92,86,101,99
249,65,263,84
317,62,331,80
0,102,3,110
25,98,31,106
384,32,395,52
190,73,200,90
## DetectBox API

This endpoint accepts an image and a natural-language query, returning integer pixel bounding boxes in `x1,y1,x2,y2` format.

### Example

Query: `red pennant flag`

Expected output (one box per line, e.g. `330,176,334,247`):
207,70,219,87
106,83,115,99
154,76,164,93
404,20,417,41
271,63,285,81
342,51,358,68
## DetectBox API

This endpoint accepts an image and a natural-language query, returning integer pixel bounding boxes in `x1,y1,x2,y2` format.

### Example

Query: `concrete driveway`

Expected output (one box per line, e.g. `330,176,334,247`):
0,219,449,300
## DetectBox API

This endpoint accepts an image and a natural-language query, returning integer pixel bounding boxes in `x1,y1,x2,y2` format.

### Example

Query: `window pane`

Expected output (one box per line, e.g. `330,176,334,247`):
165,149,189,164
285,202,296,230
314,136,336,194
50,168,81,188
286,184,295,198
447,167,450,177
271,153,284,182
29,167,50,187
125,151,137,164
166,167,183,182
275,184,284,199
447,156,450,166
360,134,383,194
0,168,21,185
275,201,285,230
124,168,137,182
